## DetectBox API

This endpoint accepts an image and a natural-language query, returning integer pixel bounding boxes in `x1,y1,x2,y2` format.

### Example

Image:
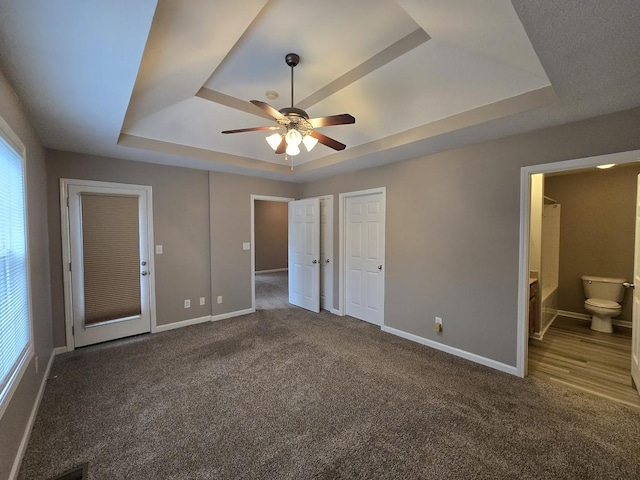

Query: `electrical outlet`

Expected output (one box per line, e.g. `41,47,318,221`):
217,296,223,304
199,297,205,306
155,245,163,255
242,242,250,251
184,299,191,308
435,316,443,325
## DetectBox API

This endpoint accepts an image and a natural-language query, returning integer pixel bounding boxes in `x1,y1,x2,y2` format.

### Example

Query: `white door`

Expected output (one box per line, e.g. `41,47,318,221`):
66,182,153,347
632,175,640,394
289,198,320,312
346,192,385,326
320,197,333,311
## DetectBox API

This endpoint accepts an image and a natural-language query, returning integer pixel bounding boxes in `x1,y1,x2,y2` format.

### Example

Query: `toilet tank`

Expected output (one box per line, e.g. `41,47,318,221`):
581,275,627,302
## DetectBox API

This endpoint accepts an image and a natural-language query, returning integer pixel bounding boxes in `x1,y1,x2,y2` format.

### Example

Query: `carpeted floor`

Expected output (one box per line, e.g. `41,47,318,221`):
19,273,640,479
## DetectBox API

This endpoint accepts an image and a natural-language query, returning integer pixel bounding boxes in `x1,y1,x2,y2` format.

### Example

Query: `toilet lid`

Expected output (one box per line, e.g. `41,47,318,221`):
585,298,619,308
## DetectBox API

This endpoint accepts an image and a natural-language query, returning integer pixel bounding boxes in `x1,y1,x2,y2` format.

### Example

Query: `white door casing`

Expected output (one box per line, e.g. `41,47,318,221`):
61,179,156,349
343,190,386,326
289,198,320,312
632,174,640,395
319,196,334,311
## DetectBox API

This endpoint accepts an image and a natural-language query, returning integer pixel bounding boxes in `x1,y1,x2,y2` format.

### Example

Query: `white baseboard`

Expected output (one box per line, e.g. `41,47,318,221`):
381,325,518,376
255,268,288,274
9,348,56,480
211,308,254,322
556,309,632,329
54,346,67,355
155,315,212,333
556,309,590,321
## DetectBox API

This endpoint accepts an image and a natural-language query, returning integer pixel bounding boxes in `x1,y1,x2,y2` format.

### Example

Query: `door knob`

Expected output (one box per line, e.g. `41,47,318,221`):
312,259,318,264
141,261,147,266
378,265,382,270
141,271,149,276
325,259,330,263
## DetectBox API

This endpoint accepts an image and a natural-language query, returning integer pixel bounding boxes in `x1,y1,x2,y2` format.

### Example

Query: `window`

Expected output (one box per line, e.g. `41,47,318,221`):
0,119,32,417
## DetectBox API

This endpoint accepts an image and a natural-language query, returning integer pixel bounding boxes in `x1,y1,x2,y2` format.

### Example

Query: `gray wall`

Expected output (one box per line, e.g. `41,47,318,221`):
545,164,640,321
301,107,640,366
209,172,299,316
0,70,53,478
47,151,211,345
255,200,288,272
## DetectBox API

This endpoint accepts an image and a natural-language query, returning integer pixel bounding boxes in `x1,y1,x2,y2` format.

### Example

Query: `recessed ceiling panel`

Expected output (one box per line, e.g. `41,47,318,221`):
306,39,551,146
204,0,420,105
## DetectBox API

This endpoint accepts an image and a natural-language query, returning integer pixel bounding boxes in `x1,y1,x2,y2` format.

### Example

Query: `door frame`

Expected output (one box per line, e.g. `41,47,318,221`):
250,194,295,311
516,149,640,377
318,195,334,312
338,187,386,321
60,178,157,351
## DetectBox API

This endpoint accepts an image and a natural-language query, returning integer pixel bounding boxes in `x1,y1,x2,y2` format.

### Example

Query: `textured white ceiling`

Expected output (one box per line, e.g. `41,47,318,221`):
0,1,638,182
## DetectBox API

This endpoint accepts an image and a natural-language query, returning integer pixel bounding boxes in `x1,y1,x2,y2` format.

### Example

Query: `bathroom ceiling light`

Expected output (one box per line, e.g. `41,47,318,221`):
596,164,615,169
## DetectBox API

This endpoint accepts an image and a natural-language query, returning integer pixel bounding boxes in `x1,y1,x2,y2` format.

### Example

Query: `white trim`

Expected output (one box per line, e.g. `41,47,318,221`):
155,315,212,333
556,309,591,321
330,308,341,316
556,309,632,329
517,149,640,378
338,187,387,322
60,179,157,350
255,268,288,274
250,195,295,311
8,348,55,480
211,308,255,322
53,346,68,356
318,195,334,312
382,325,518,375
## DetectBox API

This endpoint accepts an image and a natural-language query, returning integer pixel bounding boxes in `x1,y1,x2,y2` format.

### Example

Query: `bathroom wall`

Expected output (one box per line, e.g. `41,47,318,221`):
545,163,640,322
254,200,288,272
529,174,543,277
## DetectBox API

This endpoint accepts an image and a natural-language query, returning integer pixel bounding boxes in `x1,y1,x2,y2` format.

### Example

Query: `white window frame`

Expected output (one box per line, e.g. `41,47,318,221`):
0,114,34,419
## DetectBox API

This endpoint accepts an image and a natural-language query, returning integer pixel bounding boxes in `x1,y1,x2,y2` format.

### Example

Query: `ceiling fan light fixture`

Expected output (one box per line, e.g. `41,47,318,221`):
285,128,302,146
303,134,318,152
266,132,282,151
286,143,300,156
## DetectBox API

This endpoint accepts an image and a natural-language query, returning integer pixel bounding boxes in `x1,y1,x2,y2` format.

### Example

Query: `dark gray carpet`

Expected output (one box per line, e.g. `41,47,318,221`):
19,273,640,479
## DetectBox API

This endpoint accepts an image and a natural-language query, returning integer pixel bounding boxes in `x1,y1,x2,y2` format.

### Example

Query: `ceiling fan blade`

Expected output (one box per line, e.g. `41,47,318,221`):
221,125,282,134
310,131,346,151
307,114,355,129
275,136,286,154
250,100,287,121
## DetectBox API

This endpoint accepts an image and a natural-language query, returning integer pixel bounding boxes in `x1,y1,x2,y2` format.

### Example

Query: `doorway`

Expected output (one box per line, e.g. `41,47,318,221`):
517,150,640,405
60,179,156,350
251,195,294,311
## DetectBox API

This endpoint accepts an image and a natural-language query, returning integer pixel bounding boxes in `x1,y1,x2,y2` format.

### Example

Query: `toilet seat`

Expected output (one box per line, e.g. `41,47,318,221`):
585,298,619,309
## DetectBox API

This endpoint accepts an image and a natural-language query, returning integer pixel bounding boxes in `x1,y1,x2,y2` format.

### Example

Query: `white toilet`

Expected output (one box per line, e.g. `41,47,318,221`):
581,275,626,333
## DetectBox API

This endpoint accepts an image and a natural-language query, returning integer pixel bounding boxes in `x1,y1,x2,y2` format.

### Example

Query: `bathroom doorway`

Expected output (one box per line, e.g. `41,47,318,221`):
517,149,640,407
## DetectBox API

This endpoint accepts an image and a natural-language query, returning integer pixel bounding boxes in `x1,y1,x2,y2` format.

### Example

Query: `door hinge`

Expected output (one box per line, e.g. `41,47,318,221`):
69,262,72,272
66,195,69,207
72,325,74,336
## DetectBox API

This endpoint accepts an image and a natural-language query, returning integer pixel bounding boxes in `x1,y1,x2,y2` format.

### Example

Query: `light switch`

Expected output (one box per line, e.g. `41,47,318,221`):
242,242,250,251
155,245,163,255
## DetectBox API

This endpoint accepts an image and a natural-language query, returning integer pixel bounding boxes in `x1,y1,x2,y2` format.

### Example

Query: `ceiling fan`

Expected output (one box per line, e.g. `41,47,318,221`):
221,53,355,157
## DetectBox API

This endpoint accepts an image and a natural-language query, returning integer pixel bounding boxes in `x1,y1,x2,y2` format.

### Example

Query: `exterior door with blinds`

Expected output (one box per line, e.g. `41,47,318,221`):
65,181,153,347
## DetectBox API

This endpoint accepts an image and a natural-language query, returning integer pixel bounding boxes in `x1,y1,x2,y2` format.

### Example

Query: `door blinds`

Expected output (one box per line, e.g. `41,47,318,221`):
80,193,141,325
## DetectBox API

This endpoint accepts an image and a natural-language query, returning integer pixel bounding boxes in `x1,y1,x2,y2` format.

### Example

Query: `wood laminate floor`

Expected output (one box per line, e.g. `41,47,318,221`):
528,316,640,409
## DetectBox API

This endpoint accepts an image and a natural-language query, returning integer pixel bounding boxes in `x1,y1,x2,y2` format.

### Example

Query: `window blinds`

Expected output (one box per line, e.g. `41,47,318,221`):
0,131,30,407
